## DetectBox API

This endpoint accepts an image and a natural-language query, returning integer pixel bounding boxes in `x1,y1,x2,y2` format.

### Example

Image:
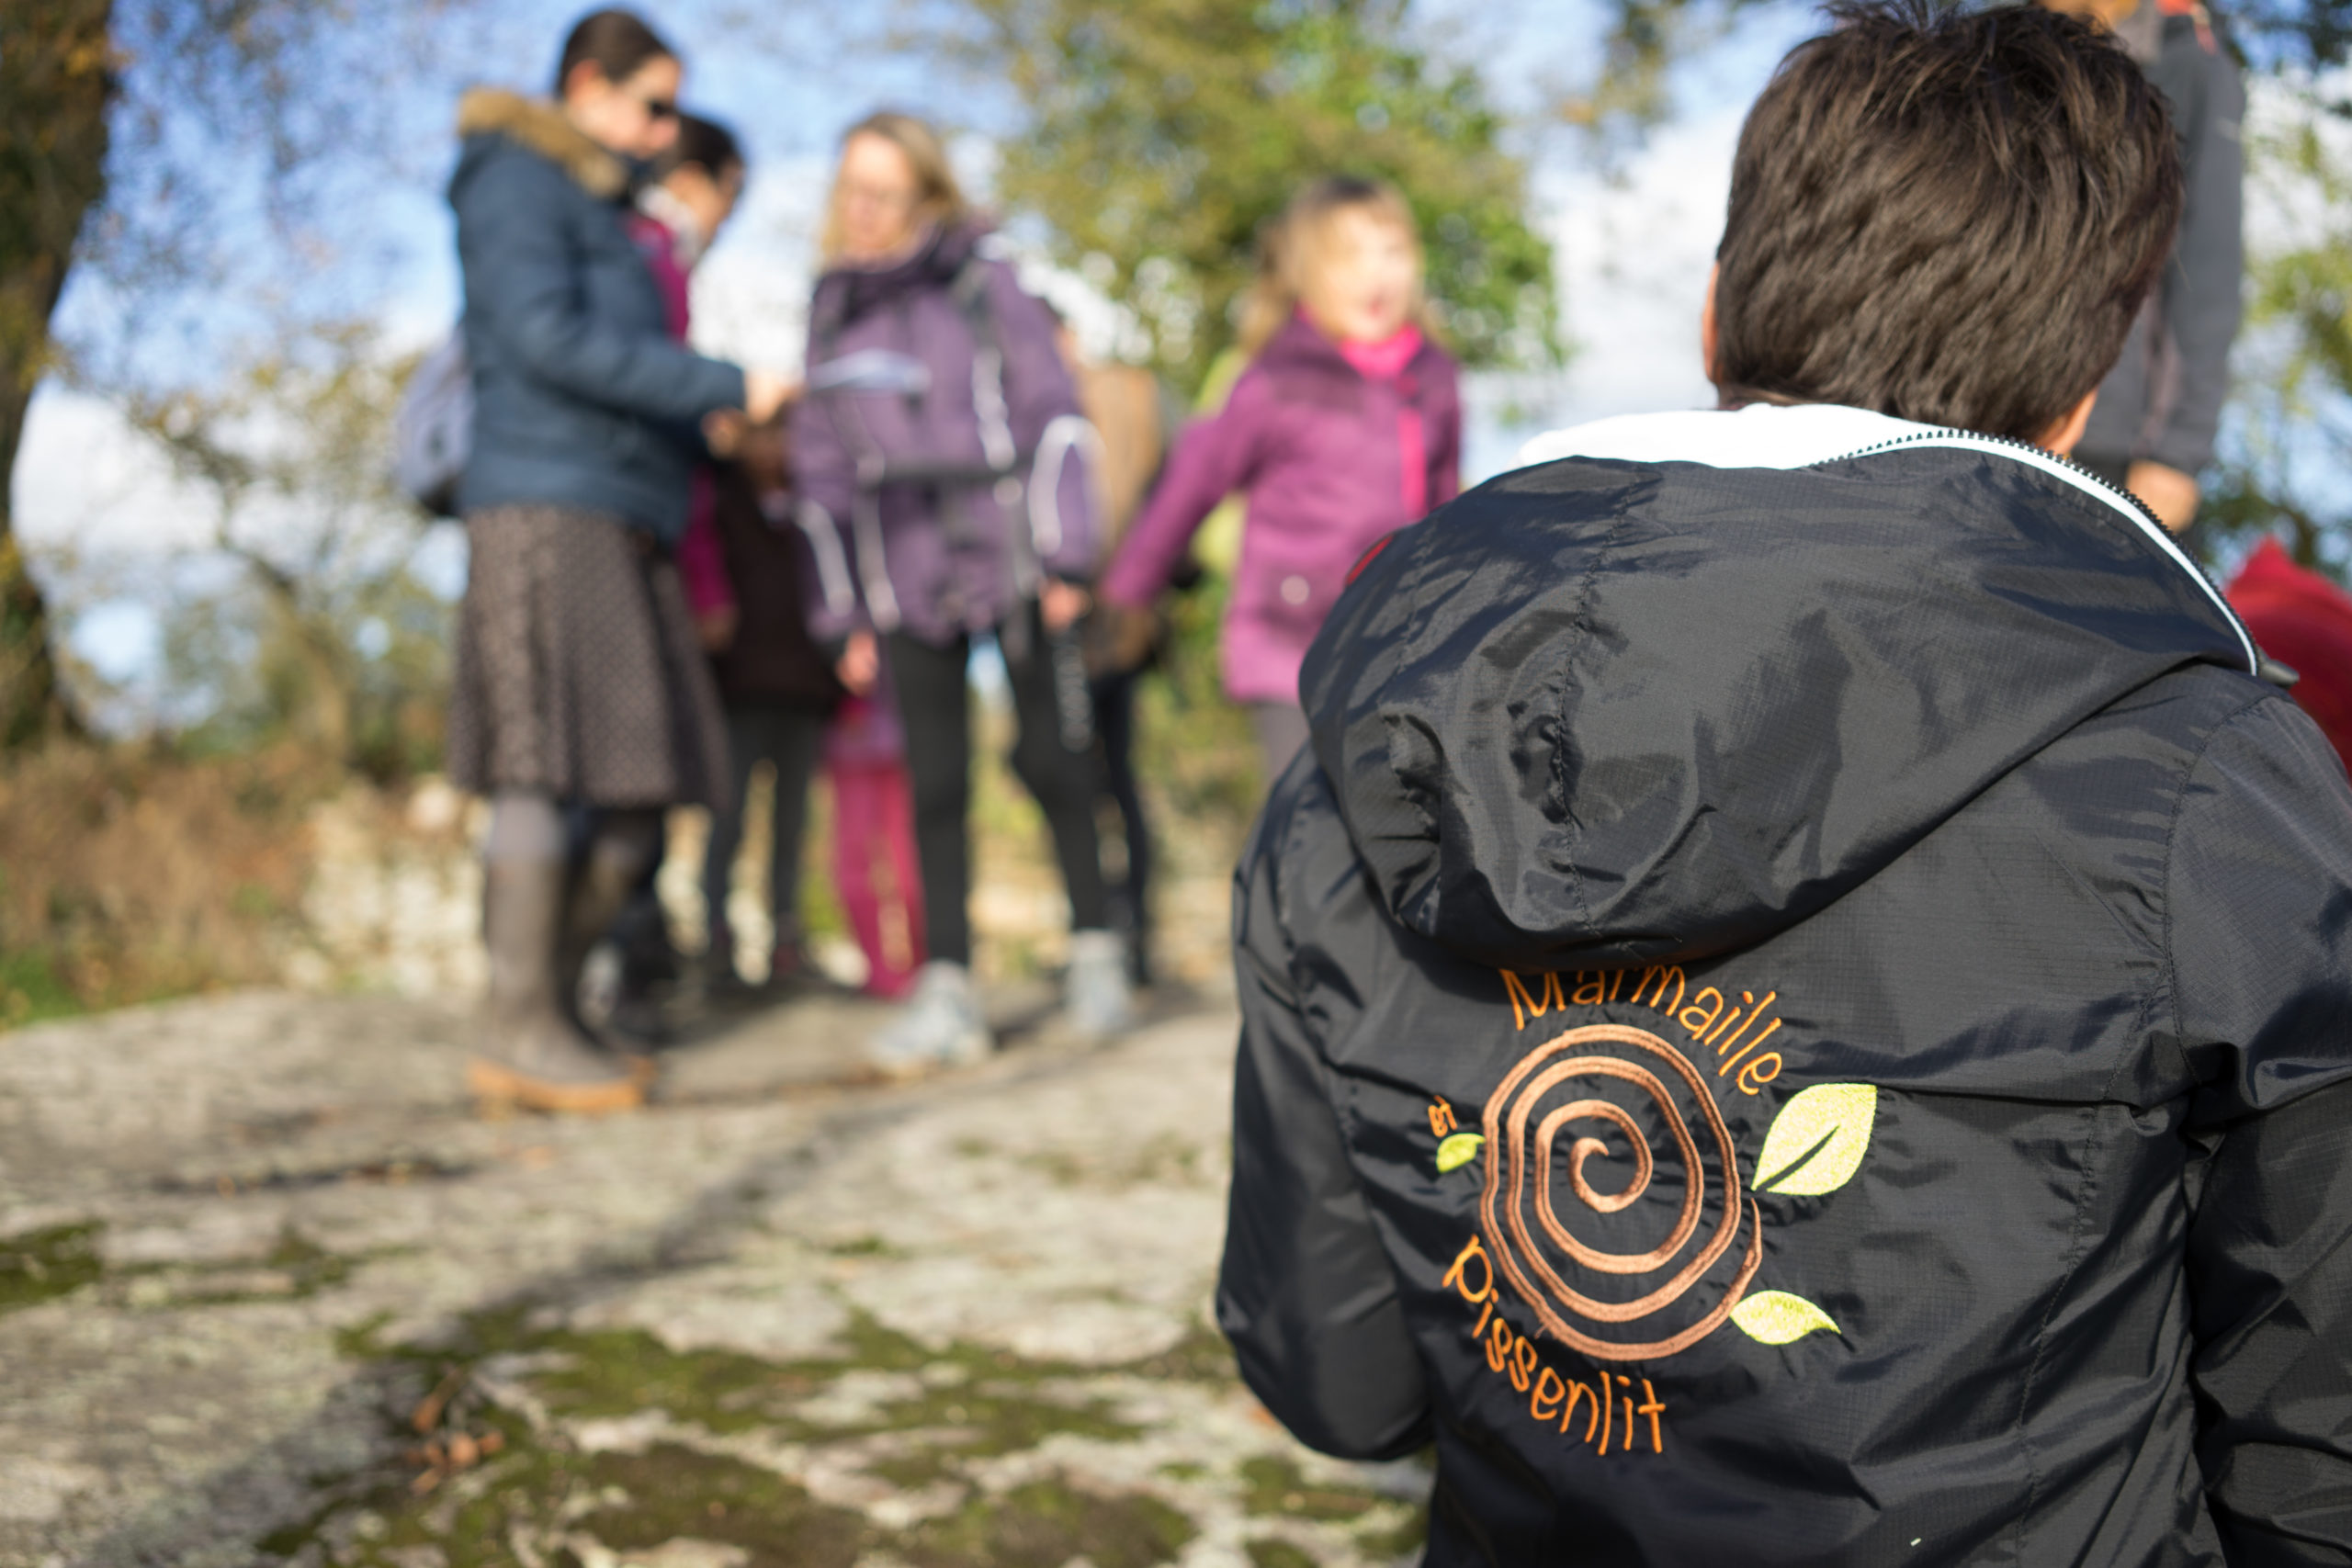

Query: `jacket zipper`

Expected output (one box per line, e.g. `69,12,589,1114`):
1830,426,2165,531
1822,426,2273,680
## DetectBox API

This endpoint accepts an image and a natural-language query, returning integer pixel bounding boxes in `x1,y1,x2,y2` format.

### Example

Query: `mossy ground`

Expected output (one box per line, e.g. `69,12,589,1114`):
1240,1456,1385,1522
0,1221,105,1314
261,1293,1426,1568
0,1219,386,1316
4,985,1416,1565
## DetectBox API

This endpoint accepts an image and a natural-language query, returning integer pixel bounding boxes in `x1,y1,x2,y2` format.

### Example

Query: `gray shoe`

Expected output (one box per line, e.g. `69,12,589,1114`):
1065,930,1136,1042
871,962,992,1075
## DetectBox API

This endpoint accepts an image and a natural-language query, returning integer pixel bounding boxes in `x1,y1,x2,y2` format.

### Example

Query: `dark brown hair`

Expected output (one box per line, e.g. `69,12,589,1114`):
1713,0,2183,441
663,112,743,181
554,8,674,96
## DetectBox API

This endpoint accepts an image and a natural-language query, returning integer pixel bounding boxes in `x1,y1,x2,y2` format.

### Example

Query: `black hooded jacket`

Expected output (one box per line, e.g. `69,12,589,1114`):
1216,404,2352,1566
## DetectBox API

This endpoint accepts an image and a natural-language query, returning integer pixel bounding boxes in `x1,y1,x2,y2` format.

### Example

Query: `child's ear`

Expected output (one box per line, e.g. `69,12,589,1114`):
1701,263,1722,387
2038,389,2099,457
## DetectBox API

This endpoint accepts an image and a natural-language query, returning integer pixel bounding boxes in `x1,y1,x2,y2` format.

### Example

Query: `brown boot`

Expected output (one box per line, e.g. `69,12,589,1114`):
473,856,645,1115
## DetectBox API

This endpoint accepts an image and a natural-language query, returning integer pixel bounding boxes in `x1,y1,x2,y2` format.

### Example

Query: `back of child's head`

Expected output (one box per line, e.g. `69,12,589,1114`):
1713,0,2182,443
662,112,743,183
1239,175,1426,355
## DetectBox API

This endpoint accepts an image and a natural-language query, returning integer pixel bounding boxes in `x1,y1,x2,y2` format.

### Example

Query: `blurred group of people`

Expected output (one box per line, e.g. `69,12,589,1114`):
435,8,1464,1111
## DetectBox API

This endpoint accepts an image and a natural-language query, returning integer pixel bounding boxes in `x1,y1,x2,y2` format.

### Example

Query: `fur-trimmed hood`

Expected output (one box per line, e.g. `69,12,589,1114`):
455,87,627,199
444,84,746,539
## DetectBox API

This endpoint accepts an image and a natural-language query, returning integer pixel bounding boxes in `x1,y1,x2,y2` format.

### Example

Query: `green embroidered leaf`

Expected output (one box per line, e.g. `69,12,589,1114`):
1732,1291,1840,1345
1752,1083,1878,1195
1436,1133,1486,1174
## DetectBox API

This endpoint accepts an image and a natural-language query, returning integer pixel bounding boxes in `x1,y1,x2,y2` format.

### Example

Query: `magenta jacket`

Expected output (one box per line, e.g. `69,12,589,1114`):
1103,315,1461,705
627,209,733,620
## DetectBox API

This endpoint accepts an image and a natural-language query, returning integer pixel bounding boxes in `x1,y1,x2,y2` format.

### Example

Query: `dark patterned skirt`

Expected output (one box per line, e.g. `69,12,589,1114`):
447,504,729,809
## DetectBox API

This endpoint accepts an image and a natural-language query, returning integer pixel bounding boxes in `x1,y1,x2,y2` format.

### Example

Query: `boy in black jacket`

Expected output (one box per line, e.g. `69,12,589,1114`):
1217,4,2352,1563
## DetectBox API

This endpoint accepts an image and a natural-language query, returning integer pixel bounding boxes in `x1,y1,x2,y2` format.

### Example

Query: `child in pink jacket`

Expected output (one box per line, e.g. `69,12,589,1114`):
1102,176,1462,774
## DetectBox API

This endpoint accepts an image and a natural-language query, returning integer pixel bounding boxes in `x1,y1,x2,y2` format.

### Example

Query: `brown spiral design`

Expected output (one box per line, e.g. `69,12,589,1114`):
1479,1023,1760,1361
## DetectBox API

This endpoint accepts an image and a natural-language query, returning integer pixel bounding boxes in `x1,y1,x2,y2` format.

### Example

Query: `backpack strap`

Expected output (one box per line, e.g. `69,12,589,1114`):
950,254,1050,637
949,256,1000,355
951,256,1021,475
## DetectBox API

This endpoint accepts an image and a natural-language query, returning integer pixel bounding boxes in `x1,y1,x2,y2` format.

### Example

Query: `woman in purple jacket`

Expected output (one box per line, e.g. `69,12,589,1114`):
792,111,1125,1070
1103,177,1463,775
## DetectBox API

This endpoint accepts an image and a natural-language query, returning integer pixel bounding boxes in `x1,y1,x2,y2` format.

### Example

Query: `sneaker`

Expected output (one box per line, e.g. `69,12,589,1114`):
1065,930,1136,1042
870,961,992,1076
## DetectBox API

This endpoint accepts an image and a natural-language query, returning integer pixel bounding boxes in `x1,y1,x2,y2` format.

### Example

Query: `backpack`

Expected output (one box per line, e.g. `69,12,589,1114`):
809,255,1096,742
393,331,473,517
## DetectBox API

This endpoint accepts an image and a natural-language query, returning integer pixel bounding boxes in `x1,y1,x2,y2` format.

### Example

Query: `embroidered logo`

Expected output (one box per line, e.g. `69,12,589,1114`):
1477,1023,1762,1361
1445,977,1880,1360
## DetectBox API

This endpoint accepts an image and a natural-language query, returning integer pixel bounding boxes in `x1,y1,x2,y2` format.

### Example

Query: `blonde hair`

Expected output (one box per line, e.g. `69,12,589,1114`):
820,111,969,265
1236,175,1428,357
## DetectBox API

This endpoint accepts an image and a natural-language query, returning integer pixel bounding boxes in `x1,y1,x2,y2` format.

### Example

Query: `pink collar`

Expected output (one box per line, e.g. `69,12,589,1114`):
1335,322,1424,381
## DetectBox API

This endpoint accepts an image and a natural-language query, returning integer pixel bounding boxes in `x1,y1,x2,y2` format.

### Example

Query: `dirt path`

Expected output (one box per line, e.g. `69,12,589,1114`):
0,986,1429,1568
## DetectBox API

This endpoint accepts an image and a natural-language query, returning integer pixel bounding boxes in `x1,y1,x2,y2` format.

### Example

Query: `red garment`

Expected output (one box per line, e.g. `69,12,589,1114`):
829,755,924,998
674,470,734,619
822,688,922,998
1337,321,1429,518
626,211,694,338
628,211,736,619
2225,536,2352,773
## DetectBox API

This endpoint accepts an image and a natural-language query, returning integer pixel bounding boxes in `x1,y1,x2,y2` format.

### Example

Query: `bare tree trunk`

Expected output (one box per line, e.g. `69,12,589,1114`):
0,0,117,750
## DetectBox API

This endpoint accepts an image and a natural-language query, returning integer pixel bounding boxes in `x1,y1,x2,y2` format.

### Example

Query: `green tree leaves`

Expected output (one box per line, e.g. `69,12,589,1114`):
945,0,1562,387
1752,1083,1876,1196
2202,100,2352,577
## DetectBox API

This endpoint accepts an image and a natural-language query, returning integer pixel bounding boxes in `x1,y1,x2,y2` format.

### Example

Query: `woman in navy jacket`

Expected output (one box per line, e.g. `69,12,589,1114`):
446,8,788,1112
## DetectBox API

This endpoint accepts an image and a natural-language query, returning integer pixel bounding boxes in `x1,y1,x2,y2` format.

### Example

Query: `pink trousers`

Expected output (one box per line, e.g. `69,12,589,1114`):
828,760,925,999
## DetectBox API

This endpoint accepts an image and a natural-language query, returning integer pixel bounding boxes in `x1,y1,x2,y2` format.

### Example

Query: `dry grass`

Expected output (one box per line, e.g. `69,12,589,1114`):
0,742,341,1021
0,659,1271,1026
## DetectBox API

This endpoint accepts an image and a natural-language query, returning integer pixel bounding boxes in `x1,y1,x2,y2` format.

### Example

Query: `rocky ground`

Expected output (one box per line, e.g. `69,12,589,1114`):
0,982,1430,1568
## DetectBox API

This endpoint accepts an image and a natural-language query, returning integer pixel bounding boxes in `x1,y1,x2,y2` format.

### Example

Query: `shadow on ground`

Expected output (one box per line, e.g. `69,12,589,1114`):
0,984,1428,1568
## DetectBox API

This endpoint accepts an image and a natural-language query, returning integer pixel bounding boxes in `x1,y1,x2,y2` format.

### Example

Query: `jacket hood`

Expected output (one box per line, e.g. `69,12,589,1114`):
810,221,992,343
1299,403,2256,971
452,87,628,200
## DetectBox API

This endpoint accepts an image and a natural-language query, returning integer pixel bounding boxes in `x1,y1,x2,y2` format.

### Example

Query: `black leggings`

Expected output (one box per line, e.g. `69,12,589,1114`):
1091,667,1153,962
702,701,830,953
886,606,1108,966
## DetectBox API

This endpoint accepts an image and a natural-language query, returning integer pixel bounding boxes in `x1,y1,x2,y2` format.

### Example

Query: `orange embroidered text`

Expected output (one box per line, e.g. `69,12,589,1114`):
1444,1235,1668,1456
1499,966,1791,1096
